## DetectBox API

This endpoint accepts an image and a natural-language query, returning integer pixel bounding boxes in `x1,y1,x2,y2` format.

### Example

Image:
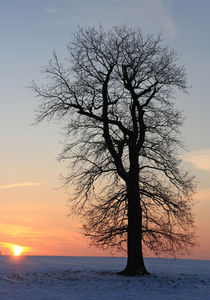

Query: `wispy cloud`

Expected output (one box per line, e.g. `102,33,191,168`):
52,0,176,39
0,223,38,238
139,0,176,38
0,182,43,190
0,221,83,255
156,0,176,38
0,242,30,251
182,149,210,171
45,7,57,14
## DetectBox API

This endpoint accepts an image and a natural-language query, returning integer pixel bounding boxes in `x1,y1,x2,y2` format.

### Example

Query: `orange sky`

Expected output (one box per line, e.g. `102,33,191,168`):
0,178,209,259
0,183,108,256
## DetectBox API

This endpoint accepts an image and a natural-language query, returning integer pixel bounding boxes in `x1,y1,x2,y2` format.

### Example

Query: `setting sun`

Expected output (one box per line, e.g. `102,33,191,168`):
13,245,23,256
0,242,30,256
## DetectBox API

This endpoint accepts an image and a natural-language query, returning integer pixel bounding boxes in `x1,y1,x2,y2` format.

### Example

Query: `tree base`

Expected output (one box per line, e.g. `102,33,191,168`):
117,268,150,276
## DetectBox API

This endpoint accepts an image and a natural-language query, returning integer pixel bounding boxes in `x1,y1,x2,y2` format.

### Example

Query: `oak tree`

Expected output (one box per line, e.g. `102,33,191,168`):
32,26,196,275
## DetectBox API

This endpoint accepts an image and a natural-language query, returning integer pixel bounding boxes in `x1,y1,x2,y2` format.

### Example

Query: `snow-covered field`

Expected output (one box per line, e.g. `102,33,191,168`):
0,256,209,300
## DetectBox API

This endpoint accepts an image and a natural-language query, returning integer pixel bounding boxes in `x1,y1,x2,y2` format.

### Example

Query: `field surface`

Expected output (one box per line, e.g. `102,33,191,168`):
0,256,209,299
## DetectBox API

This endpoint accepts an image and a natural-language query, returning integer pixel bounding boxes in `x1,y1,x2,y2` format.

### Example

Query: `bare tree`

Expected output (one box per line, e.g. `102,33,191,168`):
32,26,196,275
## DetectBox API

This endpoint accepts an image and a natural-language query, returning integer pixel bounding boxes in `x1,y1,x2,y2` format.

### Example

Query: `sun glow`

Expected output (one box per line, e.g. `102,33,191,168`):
13,245,23,256
0,242,30,256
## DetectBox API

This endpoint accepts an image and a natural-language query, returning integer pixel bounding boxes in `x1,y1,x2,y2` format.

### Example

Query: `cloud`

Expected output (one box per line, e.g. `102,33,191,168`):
182,149,210,171
139,0,176,38
0,182,43,190
156,0,176,38
0,221,83,255
52,0,176,39
0,223,39,238
45,8,56,14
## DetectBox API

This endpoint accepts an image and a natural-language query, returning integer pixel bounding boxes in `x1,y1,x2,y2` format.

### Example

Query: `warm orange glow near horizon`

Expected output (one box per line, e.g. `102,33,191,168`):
0,186,210,259
0,243,30,256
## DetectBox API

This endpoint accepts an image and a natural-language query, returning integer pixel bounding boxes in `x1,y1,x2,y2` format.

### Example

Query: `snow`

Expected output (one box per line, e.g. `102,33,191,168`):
0,256,209,300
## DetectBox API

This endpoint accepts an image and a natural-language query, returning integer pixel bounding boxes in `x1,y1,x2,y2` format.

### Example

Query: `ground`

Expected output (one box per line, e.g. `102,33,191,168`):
0,256,209,299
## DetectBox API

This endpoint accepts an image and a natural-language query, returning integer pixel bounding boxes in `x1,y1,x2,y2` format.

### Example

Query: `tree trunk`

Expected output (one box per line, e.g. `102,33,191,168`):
120,177,148,276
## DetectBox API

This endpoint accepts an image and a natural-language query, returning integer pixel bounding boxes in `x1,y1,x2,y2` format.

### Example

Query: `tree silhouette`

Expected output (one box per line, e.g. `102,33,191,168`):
32,26,196,275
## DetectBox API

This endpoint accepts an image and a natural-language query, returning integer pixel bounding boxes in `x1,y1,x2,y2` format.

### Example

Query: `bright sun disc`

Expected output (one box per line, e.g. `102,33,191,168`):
13,246,23,256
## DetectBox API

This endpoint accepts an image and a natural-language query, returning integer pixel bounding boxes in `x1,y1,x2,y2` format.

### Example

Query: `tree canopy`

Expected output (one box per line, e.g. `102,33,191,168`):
32,26,196,275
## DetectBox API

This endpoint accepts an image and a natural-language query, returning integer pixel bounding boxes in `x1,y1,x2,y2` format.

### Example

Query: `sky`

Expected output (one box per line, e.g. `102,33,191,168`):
0,0,210,259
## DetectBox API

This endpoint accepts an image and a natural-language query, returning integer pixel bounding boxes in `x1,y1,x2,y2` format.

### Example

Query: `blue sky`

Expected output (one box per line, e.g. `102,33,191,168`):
0,0,210,258
1,0,209,149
